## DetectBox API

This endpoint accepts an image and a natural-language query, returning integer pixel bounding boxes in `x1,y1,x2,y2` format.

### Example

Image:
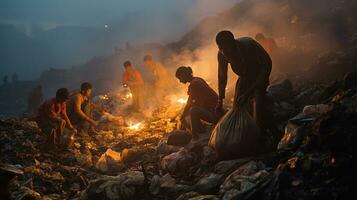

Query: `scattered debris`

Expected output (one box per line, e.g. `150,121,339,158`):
1,74,356,199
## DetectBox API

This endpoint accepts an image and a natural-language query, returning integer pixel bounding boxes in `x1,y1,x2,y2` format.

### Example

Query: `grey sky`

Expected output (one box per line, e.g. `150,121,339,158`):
0,0,237,30
0,0,238,80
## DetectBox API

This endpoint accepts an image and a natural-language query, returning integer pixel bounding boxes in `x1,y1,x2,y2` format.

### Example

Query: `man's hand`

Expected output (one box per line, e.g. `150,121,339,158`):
71,128,78,134
237,93,249,107
215,100,224,116
89,119,98,127
178,116,185,130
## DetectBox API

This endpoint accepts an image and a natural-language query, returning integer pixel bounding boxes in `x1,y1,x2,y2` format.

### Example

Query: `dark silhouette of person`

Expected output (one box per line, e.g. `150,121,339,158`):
176,66,219,140
215,30,277,139
122,61,145,111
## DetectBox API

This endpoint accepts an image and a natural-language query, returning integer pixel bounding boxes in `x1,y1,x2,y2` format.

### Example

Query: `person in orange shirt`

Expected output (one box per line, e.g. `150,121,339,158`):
122,61,145,111
255,33,278,56
37,88,76,148
144,55,174,100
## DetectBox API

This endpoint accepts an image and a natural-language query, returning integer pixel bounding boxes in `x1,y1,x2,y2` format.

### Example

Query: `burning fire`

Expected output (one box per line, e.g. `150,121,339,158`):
128,122,143,131
177,98,188,104
125,93,133,99
99,94,109,100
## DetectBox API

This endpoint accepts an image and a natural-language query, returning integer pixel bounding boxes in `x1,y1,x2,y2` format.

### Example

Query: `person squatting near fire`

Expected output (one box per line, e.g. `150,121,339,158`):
36,88,76,149
144,55,174,100
175,66,220,140
122,61,145,111
215,30,277,140
66,82,98,134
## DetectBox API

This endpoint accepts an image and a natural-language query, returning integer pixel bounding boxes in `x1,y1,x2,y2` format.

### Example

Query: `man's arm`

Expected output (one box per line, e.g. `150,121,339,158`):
48,103,58,119
122,73,128,86
62,105,74,129
218,52,228,100
240,64,271,99
63,112,74,129
181,95,192,119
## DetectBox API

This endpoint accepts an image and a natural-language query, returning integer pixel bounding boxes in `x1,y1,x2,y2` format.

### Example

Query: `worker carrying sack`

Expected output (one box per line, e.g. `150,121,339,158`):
209,105,261,159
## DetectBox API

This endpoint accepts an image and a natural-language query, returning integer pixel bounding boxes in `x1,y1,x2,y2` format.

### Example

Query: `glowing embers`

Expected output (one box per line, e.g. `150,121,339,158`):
98,94,109,100
128,122,143,131
177,98,187,104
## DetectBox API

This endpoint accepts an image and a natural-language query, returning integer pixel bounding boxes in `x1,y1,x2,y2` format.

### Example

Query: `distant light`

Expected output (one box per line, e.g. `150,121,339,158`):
104,25,108,28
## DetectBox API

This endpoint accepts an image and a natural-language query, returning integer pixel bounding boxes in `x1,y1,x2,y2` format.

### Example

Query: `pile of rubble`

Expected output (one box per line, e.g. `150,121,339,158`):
1,73,356,200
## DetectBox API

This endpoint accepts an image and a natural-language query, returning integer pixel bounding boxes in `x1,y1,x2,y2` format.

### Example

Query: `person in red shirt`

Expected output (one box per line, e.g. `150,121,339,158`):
122,61,145,111
176,66,220,140
37,88,76,148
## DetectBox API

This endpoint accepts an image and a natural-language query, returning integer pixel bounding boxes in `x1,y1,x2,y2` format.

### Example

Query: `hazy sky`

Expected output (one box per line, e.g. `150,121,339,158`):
0,0,237,31
0,0,238,80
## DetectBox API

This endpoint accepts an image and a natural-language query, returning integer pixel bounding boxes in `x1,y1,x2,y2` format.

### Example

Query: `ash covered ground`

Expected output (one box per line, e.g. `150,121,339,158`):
1,75,356,199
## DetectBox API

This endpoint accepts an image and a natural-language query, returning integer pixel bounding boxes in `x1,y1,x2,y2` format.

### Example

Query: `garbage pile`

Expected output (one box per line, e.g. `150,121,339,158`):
1,73,356,199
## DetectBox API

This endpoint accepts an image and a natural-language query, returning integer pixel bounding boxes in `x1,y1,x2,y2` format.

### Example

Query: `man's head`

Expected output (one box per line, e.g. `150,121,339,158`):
143,55,154,66
175,66,193,84
123,61,133,72
255,33,265,42
56,88,69,103
216,30,236,57
81,82,93,97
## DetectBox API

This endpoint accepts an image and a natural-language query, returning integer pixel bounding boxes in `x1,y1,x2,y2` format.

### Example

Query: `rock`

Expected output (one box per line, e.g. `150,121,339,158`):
167,130,192,147
302,104,331,117
273,101,296,120
156,140,182,156
81,171,145,200
220,161,270,200
12,186,41,200
176,192,202,200
201,146,217,165
120,147,147,163
95,149,124,173
194,173,223,194
267,79,293,102
149,175,161,195
159,173,176,189
161,148,195,173
75,145,93,167
189,195,219,200
0,163,24,200
277,120,307,150
214,158,251,175
343,71,357,89
294,86,324,106
0,163,24,181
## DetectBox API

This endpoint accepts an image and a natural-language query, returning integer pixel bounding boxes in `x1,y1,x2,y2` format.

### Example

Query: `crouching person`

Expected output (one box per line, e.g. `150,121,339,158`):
175,66,220,140
66,82,98,135
37,88,76,149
